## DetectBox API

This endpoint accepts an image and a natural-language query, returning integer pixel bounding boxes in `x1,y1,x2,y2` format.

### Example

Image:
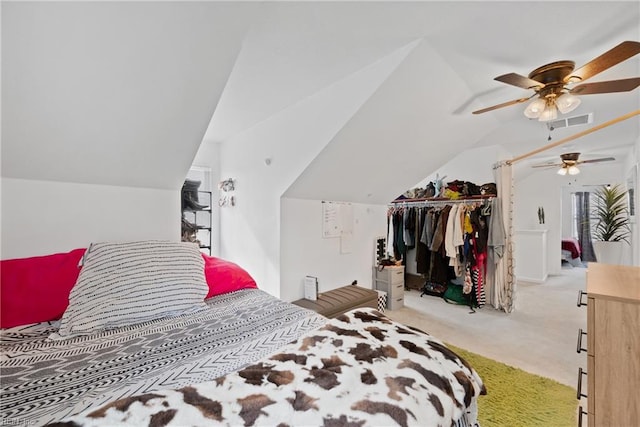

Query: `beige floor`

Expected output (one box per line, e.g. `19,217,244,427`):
385,264,587,389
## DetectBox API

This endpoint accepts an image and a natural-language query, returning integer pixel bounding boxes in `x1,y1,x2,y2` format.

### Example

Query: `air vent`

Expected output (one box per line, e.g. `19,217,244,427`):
548,113,593,130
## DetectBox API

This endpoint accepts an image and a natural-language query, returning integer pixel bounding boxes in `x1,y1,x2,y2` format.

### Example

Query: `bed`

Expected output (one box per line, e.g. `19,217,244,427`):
1,241,485,426
561,238,583,267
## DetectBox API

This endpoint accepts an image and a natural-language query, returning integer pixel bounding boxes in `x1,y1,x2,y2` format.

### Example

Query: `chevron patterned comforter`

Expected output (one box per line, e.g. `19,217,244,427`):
51,309,486,427
1,289,327,426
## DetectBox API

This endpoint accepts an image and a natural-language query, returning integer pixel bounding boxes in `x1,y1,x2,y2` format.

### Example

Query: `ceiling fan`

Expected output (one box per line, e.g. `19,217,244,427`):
472,40,640,121
532,152,615,175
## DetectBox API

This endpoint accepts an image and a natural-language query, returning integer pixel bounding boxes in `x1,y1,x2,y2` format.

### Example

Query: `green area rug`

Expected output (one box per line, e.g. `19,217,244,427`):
448,344,577,427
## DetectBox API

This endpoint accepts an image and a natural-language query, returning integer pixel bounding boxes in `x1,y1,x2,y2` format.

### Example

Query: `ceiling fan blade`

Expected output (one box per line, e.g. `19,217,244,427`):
495,73,544,90
472,97,531,115
579,157,616,164
531,163,561,168
570,77,640,95
566,40,640,83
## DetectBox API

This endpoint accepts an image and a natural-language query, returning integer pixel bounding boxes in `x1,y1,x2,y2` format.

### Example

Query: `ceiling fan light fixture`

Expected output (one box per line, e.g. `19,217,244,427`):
535,152,615,174
524,98,546,118
538,103,558,122
556,92,582,114
568,165,580,175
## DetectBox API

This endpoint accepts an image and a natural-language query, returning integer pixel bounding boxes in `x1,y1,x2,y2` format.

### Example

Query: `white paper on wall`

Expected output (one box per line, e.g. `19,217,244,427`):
322,201,353,239
322,201,341,238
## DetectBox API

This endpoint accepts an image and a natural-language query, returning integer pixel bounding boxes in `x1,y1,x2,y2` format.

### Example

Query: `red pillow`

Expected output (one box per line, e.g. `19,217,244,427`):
1,248,86,328
201,254,257,298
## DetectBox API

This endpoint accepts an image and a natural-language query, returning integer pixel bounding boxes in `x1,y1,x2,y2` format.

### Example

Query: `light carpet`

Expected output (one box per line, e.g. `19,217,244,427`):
384,265,587,423
385,266,587,387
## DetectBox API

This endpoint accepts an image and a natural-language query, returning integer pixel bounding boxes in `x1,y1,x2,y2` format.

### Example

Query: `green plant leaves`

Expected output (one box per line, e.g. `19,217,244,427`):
592,184,631,243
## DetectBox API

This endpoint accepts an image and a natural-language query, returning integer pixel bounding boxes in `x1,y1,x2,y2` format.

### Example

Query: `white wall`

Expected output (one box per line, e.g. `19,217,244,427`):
280,198,387,302
1,178,179,260
281,39,495,205
1,2,248,262
2,2,251,191
215,41,410,297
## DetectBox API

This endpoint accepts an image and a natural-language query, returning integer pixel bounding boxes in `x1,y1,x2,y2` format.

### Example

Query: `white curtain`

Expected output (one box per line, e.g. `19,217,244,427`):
490,161,516,313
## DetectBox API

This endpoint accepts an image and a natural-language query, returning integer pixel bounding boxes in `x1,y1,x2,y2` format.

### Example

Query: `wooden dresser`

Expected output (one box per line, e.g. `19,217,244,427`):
578,263,640,426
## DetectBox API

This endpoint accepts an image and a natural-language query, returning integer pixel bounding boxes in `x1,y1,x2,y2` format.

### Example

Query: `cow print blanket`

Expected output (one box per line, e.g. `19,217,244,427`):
52,308,486,427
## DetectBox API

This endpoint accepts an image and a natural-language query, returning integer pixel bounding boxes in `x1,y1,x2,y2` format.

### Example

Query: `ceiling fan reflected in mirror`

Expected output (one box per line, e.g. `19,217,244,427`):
472,41,640,121
532,152,615,175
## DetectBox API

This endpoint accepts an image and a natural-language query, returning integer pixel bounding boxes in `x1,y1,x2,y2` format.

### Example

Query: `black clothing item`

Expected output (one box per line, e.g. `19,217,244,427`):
469,207,488,254
393,211,406,262
404,208,416,249
425,250,455,285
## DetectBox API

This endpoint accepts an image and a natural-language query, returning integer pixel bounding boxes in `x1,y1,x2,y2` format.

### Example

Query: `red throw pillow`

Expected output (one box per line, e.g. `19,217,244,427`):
1,248,86,328
202,254,257,298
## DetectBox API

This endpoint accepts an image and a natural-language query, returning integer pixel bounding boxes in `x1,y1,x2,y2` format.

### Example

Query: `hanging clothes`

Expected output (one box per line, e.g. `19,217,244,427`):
485,198,503,308
421,208,436,249
416,208,431,274
466,205,489,308
404,207,416,249
387,196,497,309
386,210,395,258
444,204,458,258
469,208,488,254
474,251,487,307
393,210,406,261
445,204,464,276
426,206,452,285
430,205,451,253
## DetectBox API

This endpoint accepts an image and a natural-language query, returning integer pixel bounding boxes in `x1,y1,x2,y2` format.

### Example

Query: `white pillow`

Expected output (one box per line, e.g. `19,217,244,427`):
54,241,208,338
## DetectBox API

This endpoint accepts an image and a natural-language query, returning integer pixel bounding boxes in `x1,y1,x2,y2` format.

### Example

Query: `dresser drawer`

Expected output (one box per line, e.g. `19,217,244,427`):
389,267,404,285
373,279,404,298
389,281,404,299
388,294,404,310
373,266,404,284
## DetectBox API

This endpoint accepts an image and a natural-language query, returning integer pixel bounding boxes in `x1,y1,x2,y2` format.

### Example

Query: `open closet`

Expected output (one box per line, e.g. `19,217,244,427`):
386,195,506,310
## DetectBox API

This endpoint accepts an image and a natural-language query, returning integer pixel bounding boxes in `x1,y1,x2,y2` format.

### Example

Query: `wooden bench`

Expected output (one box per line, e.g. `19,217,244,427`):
292,285,378,318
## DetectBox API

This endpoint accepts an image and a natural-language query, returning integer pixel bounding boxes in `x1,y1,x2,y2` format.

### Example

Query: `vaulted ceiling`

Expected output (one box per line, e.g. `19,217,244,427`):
3,2,639,204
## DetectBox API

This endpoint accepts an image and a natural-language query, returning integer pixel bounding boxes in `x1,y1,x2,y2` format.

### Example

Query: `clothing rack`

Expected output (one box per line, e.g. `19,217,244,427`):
388,195,494,208
385,194,496,310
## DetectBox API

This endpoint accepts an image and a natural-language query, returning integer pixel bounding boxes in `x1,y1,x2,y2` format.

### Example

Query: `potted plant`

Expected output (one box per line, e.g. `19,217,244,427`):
591,184,631,265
